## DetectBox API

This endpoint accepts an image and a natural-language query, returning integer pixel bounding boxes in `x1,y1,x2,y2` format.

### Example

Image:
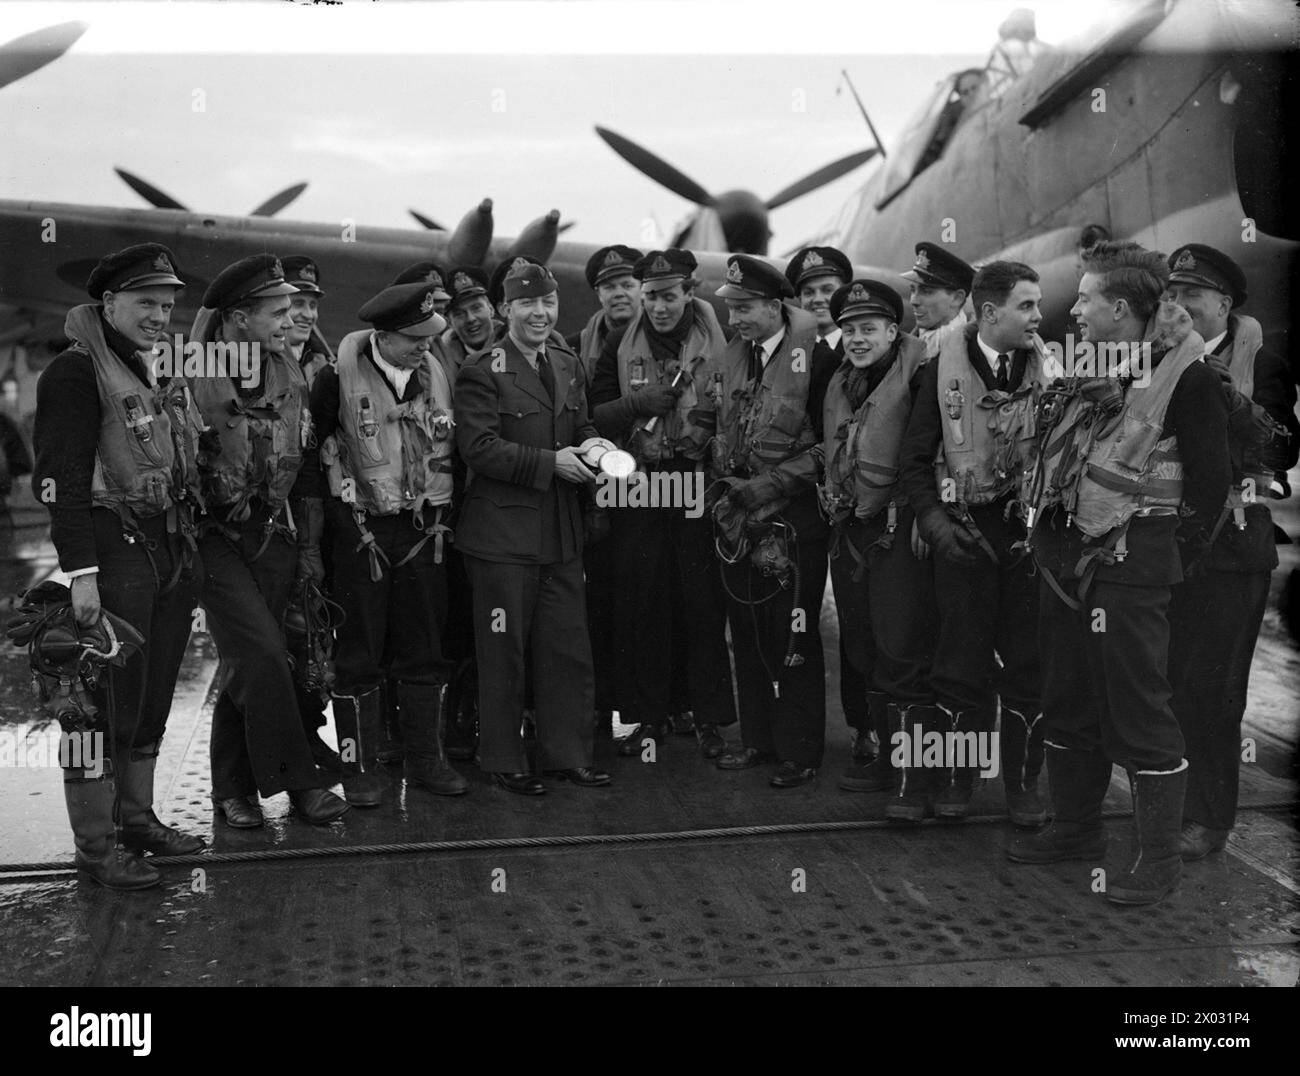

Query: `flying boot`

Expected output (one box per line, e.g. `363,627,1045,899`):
397,682,469,796
1000,703,1048,827
1006,743,1112,863
118,741,206,855
332,687,388,807
65,775,160,889
1106,762,1187,906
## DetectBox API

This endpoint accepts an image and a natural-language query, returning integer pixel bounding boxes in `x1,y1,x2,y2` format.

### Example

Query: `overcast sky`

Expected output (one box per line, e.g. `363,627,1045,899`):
1,0,1133,254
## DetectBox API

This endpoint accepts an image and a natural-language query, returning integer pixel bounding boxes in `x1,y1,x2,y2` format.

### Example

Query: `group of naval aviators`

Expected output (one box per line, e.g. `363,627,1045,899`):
31,232,1297,908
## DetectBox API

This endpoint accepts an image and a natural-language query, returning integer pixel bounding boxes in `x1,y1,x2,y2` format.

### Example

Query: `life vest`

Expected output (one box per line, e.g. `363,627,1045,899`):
1033,302,1203,539
576,311,611,381
822,333,928,522
935,323,1050,508
299,342,333,392
63,305,202,520
188,323,307,519
326,331,454,518
616,299,727,463
716,304,820,479
1207,314,1277,502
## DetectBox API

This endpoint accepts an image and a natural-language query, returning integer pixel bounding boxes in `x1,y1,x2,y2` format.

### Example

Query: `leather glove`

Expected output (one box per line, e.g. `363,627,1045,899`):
918,507,981,566
631,383,684,418
294,496,326,584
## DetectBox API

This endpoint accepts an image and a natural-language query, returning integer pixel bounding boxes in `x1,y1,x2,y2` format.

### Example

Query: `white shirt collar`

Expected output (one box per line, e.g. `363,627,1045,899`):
975,332,1005,367
820,327,842,351
755,326,786,366
1202,330,1227,357
371,331,414,397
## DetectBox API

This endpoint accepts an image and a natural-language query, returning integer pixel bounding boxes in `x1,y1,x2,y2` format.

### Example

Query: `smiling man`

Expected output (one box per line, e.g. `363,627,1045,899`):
899,261,1049,824
278,254,344,773
567,245,641,735
1161,243,1299,862
588,248,736,759
190,255,349,830
709,254,838,788
34,243,206,888
306,281,469,807
787,244,875,766
455,262,611,795
1010,241,1230,908
820,279,936,798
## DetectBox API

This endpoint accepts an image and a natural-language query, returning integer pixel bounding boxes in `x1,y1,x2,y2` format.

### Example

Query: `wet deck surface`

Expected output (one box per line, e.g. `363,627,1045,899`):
2,486,1298,987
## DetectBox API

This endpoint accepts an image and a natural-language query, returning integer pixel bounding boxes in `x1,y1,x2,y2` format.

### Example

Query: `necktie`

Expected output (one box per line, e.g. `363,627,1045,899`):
536,350,555,401
995,353,1009,391
748,341,764,384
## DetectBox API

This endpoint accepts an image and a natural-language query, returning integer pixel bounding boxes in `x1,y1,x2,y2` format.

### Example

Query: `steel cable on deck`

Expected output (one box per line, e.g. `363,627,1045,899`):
0,799,1295,881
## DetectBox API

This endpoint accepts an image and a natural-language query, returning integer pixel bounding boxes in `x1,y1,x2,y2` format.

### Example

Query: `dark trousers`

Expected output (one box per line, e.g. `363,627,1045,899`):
722,536,828,768
583,531,618,712
610,506,736,728
839,641,870,732
1039,575,1185,771
1169,569,1270,829
200,522,321,798
465,554,595,773
330,505,452,691
828,510,935,706
292,496,335,733
93,509,200,760
931,510,1039,713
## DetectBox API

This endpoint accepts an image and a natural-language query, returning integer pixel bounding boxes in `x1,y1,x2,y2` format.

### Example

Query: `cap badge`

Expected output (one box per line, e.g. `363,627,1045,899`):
651,255,672,275
454,272,473,290
603,250,623,267
1173,250,1197,272
914,250,930,270
270,258,285,279
804,251,824,268
849,283,868,301
300,264,317,283
152,253,173,273
420,291,436,314
726,261,744,283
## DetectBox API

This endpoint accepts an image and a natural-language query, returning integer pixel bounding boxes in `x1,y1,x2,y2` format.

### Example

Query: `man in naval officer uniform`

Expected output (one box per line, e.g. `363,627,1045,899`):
902,242,973,358
34,243,206,887
588,248,737,759
1162,243,1298,860
1008,241,1230,907
820,279,937,796
709,254,838,787
787,244,877,771
279,254,342,771
305,281,469,806
898,260,1048,825
567,245,642,731
190,255,349,828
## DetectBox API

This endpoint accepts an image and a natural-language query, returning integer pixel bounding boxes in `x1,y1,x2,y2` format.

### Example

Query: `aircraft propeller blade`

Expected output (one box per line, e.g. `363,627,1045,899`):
114,168,188,211
409,209,446,230
250,182,307,217
765,148,878,210
594,126,715,207
447,198,494,266
505,209,561,264
0,20,87,91
558,220,577,235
